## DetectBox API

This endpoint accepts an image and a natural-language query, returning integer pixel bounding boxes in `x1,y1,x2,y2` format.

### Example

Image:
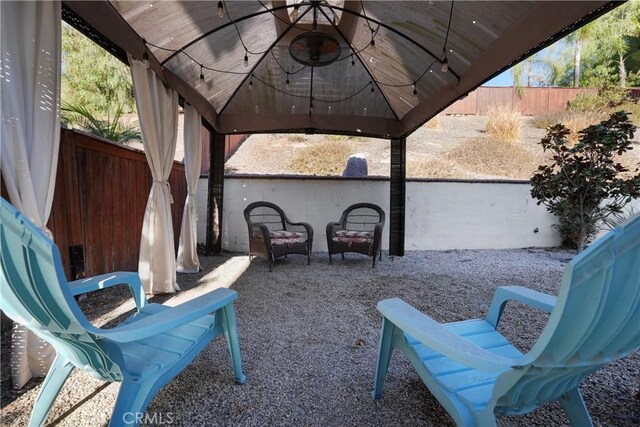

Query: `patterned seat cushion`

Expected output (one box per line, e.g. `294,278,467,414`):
333,230,374,245
269,230,306,245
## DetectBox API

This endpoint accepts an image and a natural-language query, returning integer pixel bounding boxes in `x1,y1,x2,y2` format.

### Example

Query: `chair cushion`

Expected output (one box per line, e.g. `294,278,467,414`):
333,230,374,245
269,230,306,245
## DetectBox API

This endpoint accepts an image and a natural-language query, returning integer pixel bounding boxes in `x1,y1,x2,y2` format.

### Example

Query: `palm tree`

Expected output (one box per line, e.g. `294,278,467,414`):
62,103,141,143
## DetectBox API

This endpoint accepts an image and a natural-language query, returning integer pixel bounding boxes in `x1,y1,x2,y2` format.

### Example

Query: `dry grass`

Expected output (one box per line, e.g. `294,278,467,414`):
408,137,540,179
289,140,353,175
486,104,521,143
286,134,306,143
532,109,607,144
423,114,440,129
326,134,368,143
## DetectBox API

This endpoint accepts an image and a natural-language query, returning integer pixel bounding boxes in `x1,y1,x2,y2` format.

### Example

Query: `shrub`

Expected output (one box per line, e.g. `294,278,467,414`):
289,140,353,175
486,104,521,142
62,103,140,143
530,111,639,252
531,110,606,144
423,114,440,129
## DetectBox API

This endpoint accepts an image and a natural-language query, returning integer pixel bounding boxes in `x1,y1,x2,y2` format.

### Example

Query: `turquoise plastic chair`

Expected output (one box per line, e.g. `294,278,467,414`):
0,198,246,426
372,215,640,426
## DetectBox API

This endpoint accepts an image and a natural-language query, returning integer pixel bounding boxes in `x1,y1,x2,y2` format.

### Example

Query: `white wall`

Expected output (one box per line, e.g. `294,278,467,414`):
197,177,563,252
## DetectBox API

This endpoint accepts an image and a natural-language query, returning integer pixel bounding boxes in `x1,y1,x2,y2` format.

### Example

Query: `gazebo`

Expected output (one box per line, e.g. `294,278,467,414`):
63,0,616,257
0,0,621,394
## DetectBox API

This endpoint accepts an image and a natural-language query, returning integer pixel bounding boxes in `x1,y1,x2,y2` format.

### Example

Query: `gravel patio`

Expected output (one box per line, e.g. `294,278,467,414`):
1,249,639,426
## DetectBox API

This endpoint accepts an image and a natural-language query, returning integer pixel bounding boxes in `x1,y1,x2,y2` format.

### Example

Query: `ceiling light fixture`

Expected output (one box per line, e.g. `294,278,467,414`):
243,51,249,67
142,51,149,69
218,1,224,18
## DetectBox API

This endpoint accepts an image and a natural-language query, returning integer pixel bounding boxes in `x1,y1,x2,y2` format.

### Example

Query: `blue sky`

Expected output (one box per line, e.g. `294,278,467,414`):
483,70,513,87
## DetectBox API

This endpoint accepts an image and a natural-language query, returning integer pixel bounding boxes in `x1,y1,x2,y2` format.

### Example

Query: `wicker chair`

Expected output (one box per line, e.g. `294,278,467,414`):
326,203,385,268
244,201,313,271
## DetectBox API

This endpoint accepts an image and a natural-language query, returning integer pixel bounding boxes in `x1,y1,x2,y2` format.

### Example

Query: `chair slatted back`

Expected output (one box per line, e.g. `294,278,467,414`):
0,199,121,381
343,205,384,232
245,203,286,232
495,215,640,410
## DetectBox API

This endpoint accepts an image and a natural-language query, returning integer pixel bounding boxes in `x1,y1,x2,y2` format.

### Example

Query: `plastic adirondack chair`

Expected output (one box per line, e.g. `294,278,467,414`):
372,215,640,426
0,198,246,426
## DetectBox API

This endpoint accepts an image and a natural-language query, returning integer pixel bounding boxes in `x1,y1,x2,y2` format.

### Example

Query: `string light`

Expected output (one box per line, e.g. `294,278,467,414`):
249,74,253,88
370,82,374,93
412,82,417,95
441,57,448,73
290,3,300,21
217,1,224,18
243,52,249,67
351,55,355,67
286,73,290,85
142,51,149,69
200,65,205,81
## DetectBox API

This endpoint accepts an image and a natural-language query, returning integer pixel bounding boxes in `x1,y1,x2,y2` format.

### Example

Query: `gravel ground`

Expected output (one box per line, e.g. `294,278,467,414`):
1,249,639,426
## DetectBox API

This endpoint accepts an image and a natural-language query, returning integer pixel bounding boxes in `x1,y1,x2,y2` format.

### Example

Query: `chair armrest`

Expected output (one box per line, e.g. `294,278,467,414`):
326,221,341,237
486,286,557,328
286,221,313,240
95,288,238,343
378,298,518,372
68,272,147,310
250,223,271,244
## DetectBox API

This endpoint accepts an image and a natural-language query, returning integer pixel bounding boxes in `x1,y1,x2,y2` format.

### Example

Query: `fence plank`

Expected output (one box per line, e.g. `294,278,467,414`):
43,129,187,279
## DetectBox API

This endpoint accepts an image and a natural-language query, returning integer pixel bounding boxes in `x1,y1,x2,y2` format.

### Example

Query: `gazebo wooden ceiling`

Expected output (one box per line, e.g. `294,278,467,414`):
65,1,617,139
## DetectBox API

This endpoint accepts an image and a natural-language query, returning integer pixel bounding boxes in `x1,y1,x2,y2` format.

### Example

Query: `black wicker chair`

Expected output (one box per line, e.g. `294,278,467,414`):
244,201,313,271
326,203,385,268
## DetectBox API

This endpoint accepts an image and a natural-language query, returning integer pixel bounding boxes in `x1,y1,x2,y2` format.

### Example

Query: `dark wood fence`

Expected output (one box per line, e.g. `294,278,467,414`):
200,130,248,175
2,129,187,281
443,86,598,115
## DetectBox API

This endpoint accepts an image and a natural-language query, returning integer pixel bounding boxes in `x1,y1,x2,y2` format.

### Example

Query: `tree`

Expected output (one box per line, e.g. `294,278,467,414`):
61,103,140,144
62,23,135,115
530,112,639,252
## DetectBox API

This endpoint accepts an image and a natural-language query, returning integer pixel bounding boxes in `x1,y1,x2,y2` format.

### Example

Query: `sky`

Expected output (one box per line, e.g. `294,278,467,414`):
483,70,513,87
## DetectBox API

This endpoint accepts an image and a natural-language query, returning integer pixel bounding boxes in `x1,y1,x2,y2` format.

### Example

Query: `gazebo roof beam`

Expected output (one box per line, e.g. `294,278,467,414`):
324,3,461,81
217,3,314,117
317,5,399,121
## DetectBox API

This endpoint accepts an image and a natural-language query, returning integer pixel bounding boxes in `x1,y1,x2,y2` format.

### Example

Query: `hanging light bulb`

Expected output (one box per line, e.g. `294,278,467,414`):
200,65,205,81
441,58,449,73
351,55,355,67
412,82,417,96
142,51,150,69
370,38,376,48
290,3,300,21
217,1,224,18
286,73,290,85
249,74,253,88
243,52,249,67
370,82,374,93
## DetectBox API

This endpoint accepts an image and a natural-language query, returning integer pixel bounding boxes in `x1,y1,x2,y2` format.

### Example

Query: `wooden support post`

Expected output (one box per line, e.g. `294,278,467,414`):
389,138,406,256
205,124,225,255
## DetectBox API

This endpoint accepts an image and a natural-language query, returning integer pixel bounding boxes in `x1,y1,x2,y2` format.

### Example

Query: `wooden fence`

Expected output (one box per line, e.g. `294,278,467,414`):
443,86,599,115
2,129,187,281
200,130,248,175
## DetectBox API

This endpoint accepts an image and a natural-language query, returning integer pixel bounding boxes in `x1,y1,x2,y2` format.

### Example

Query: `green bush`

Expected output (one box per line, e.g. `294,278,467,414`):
530,111,639,252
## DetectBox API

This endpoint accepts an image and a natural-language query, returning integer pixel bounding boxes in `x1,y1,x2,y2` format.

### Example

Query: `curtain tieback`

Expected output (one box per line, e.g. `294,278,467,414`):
153,180,174,204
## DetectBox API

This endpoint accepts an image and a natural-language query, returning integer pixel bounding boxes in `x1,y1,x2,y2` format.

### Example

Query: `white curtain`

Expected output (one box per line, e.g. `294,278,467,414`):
176,105,202,273
129,55,180,294
0,1,61,388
